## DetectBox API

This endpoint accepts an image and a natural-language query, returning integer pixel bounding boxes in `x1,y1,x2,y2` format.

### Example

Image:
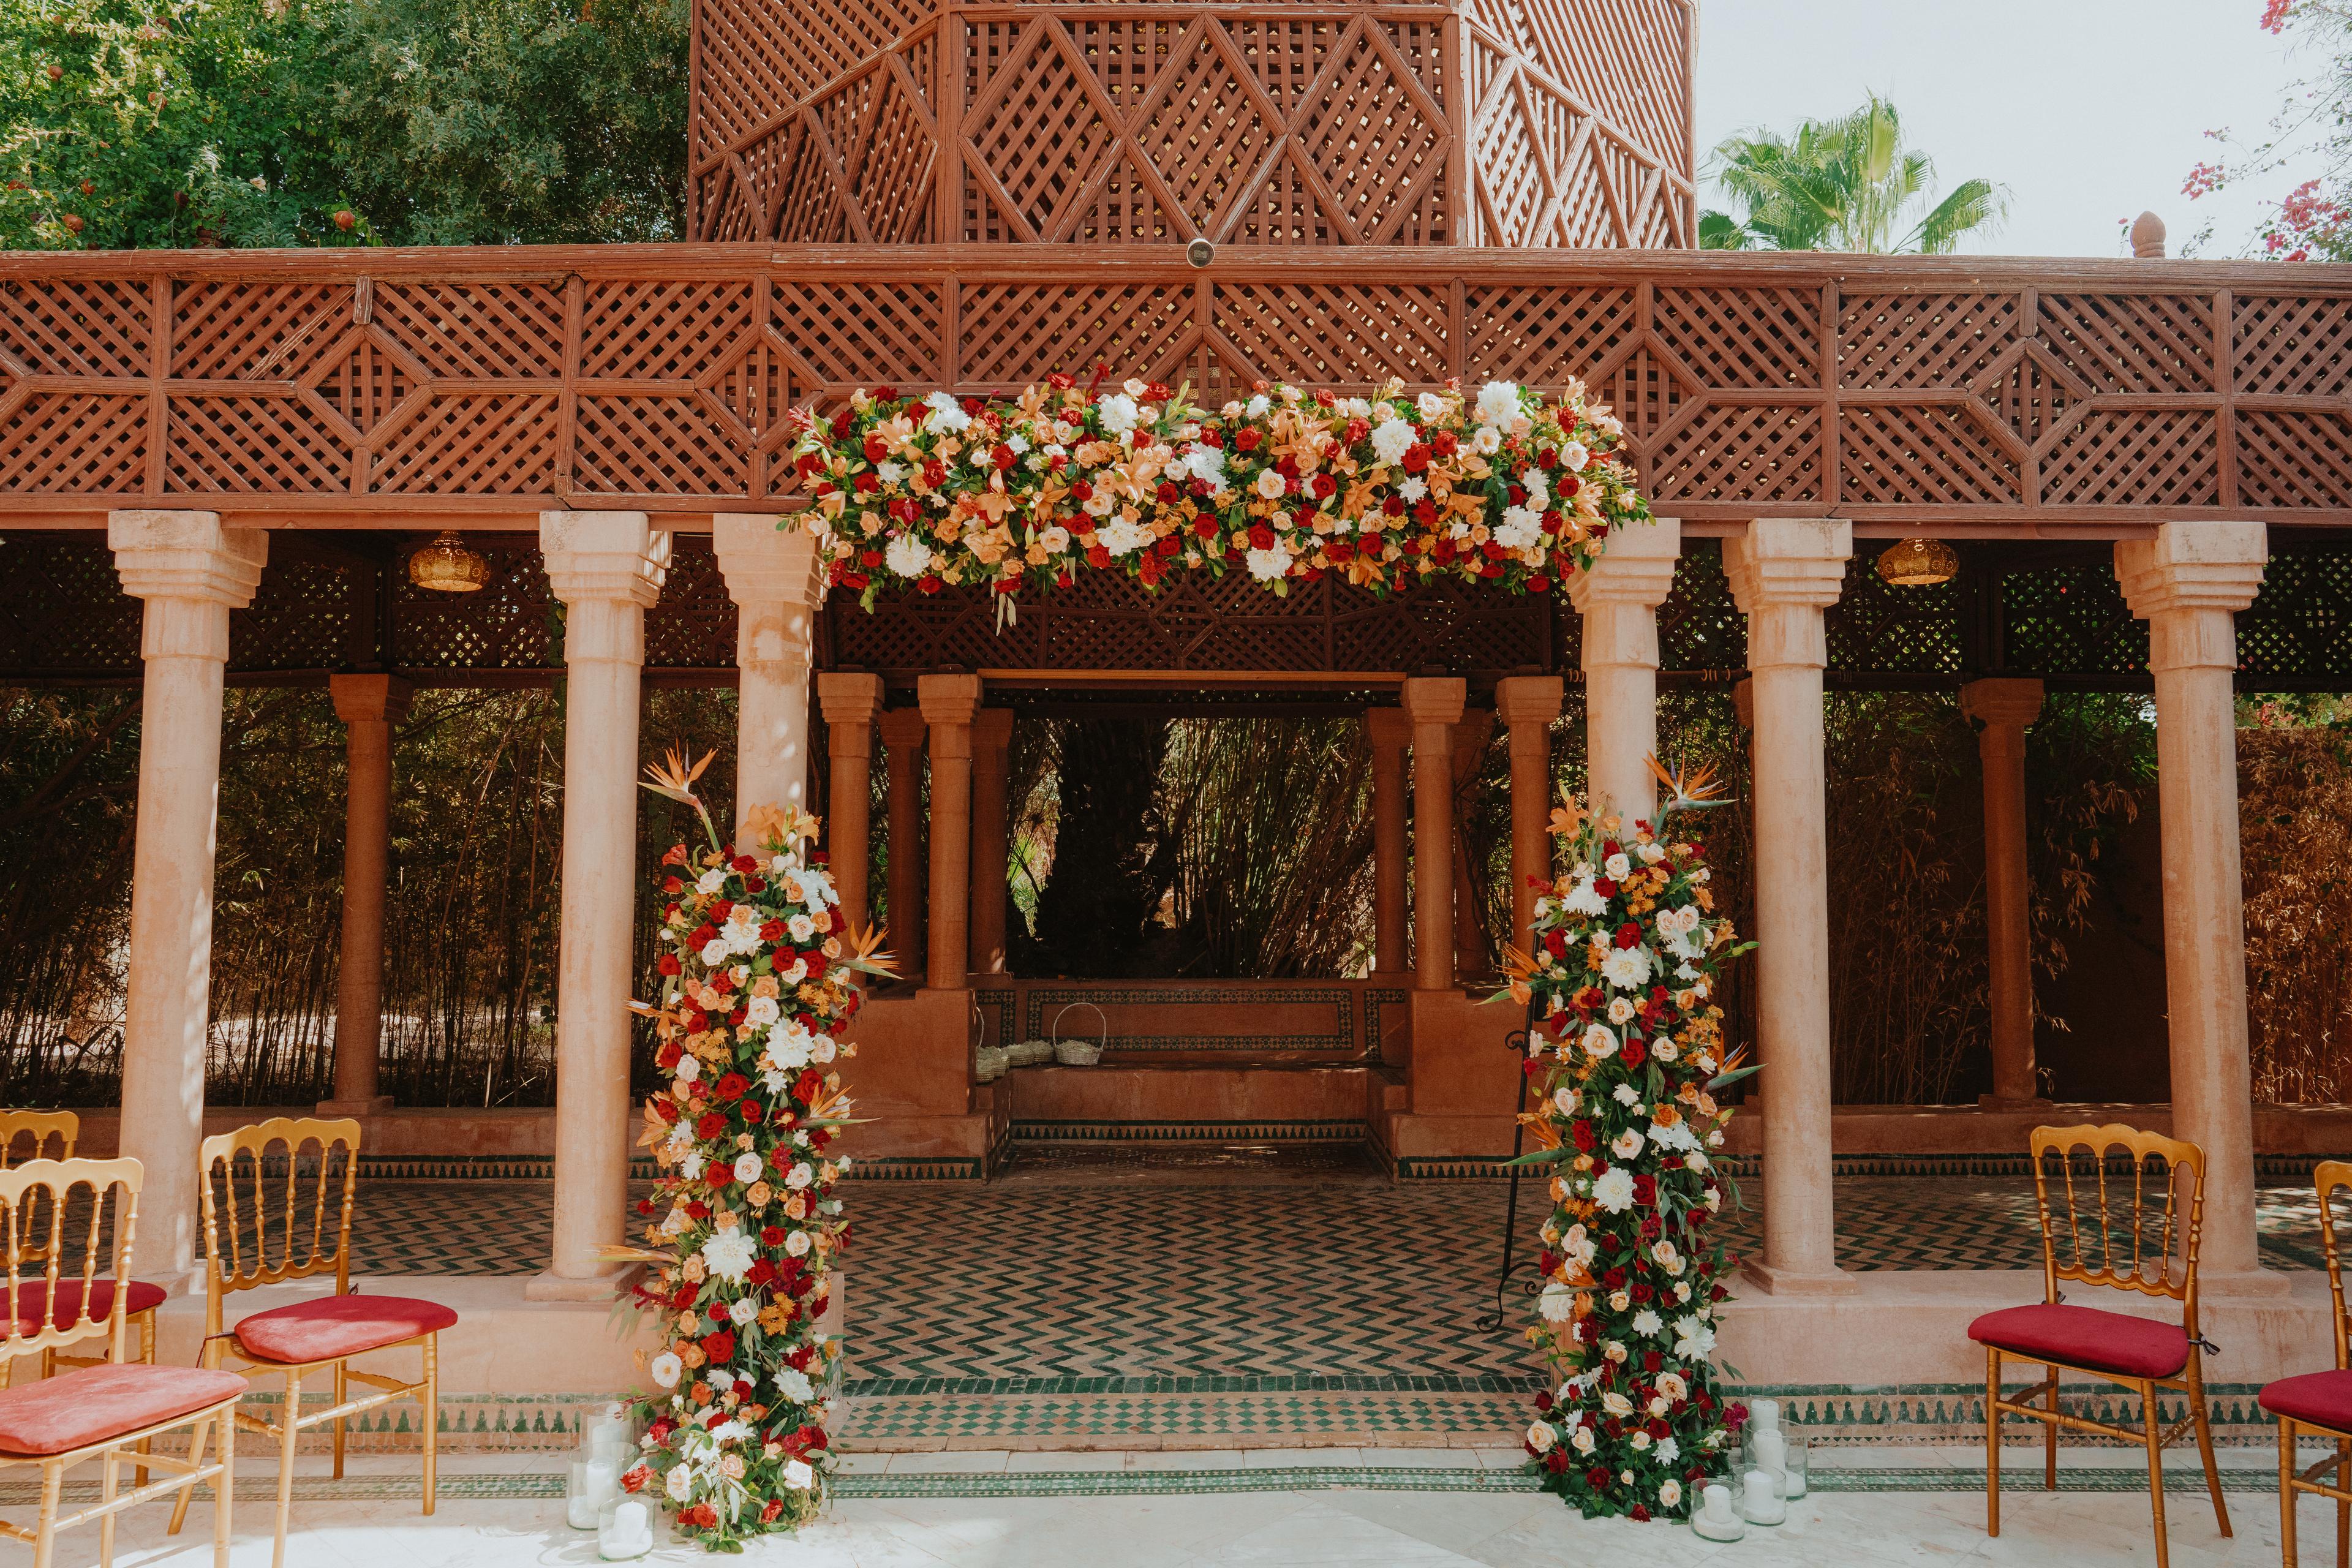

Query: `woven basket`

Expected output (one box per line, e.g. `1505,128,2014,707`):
1049,1001,1106,1066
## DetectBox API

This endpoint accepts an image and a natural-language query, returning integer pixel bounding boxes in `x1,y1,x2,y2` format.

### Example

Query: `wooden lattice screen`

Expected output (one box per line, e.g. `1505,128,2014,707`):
5,251,2351,529
687,0,1697,248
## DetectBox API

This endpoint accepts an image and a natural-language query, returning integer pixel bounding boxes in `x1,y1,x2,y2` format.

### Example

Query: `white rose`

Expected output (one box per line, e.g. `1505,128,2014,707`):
1475,380,1522,426
651,1352,683,1389
1604,853,1632,880
1570,1425,1596,1455
1561,439,1590,471
784,1162,815,1190
674,1055,703,1083
785,1229,813,1257
783,1458,816,1491
695,870,726,895
1580,1022,1617,1060
699,938,731,966
1038,525,1071,554
1096,393,1139,434
788,913,817,943
1551,1086,1578,1116
733,1152,764,1185
744,995,782,1029
1472,424,1501,453
1527,1421,1556,1452
1370,418,1415,466
1659,1478,1681,1509
1611,1129,1645,1159
1415,391,1449,418
665,1463,694,1502
728,1296,758,1325
884,533,935,579
1253,467,1287,500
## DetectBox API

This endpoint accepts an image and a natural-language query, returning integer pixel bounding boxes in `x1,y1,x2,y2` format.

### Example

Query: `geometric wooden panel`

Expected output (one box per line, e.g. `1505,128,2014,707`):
3,249,2351,532
688,0,1695,249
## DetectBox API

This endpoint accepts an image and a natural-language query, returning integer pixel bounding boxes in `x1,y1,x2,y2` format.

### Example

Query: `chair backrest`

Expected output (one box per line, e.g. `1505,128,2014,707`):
197,1118,360,1338
0,1112,81,1265
2029,1122,2207,1329
0,1156,141,1366
2317,1160,2352,1372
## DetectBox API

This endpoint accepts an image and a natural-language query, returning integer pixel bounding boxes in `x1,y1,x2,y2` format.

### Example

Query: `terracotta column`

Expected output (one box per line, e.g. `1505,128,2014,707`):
1572,515,1682,826
970,708,1015,974
107,510,268,1285
817,673,883,933
918,675,981,992
322,673,413,1117
1450,708,1496,978
1494,676,1564,960
1725,518,1854,1295
877,705,927,978
532,511,669,1299
1960,678,2047,1107
1402,678,1466,991
2116,521,2274,1284
1365,709,1412,975
713,515,823,831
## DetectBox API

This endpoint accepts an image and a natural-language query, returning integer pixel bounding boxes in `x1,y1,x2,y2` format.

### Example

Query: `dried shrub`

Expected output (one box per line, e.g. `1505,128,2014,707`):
2240,708,2352,1101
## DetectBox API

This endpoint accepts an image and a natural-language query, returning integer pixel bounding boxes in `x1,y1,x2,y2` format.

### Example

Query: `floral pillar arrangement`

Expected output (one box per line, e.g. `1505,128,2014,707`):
787,375,1651,606
610,750,892,1550
1504,759,1755,1521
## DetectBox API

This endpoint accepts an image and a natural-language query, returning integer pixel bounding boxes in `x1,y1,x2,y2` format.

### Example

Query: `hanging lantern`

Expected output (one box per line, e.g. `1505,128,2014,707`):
1875,537,1958,588
408,530,491,594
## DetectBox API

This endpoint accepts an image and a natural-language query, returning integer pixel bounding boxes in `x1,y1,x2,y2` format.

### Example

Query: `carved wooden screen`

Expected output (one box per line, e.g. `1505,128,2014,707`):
10,255,2350,530
686,0,1695,247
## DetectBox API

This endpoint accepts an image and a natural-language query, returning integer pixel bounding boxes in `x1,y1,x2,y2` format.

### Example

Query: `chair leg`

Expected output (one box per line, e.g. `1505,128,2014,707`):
1985,1346,2002,1538
167,1409,212,1536
2044,1360,2059,1491
423,1333,439,1516
214,1405,237,1568
2284,1419,2301,1568
32,1459,62,1568
2143,1378,2171,1568
2187,1358,2231,1536
332,1359,347,1480
134,1312,154,1490
100,1443,122,1568
2336,1436,2348,1568
271,1369,301,1568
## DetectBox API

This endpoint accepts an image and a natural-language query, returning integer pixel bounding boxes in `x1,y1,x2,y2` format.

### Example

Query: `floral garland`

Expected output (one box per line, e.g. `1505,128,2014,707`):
1502,760,1754,1522
786,375,1649,606
609,752,890,1551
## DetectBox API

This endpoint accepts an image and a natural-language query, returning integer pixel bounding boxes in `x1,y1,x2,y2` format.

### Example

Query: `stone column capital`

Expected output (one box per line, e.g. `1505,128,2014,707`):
917,673,983,730
538,511,669,608
2115,522,2268,672
1959,677,2046,732
1493,674,1565,728
973,707,1015,755
1364,707,1412,753
1727,519,1851,673
108,509,271,605
328,673,415,726
1569,515,1681,612
1400,676,1466,727
876,705,929,750
819,671,885,728
712,514,826,608
1724,519,1852,612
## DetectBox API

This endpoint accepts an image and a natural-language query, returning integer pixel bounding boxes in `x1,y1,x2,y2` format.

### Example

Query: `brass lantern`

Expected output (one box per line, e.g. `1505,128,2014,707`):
1875,537,1958,587
407,530,491,594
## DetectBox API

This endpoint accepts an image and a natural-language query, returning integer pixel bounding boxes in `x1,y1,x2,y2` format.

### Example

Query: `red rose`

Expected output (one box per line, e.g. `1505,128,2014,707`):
1248,523,1276,550
703,1329,736,1362
695,1112,726,1140
803,949,828,980
688,1502,718,1529
763,1225,787,1246
1401,442,1431,473
714,1072,750,1103
760,1498,785,1523
1235,428,1262,452
622,1463,652,1493
658,954,681,976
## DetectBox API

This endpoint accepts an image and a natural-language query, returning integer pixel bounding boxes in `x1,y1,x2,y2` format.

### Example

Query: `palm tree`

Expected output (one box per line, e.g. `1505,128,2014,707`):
1700,96,2008,254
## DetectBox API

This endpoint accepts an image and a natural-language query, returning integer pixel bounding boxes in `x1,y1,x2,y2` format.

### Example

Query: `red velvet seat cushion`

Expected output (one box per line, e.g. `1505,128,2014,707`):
1967,1302,2192,1379
0,1363,246,1457
7,1277,167,1334
232,1292,457,1365
2263,1370,2352,1433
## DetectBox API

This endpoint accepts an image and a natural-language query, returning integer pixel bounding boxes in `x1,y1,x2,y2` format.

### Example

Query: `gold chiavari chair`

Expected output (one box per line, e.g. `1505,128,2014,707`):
0,1112,165,1383
167,1118,455,1568
2263,1159,2352,1567
0,1157,243,1568
1967,1123,2230,1568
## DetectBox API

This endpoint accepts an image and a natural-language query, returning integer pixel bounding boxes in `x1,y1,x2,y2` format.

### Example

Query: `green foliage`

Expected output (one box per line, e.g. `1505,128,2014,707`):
1700,95,2008,254
0,0,685,251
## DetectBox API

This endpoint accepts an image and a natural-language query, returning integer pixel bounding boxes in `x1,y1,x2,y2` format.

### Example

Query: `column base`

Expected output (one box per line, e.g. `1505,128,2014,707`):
318,1096,394,1118
1738,1260,1858,1297
2196,1266,2296,1298
524,1266,633,1303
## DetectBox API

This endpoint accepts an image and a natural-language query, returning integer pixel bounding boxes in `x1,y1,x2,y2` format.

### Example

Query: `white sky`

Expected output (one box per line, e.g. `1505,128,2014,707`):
1692,0,2305,258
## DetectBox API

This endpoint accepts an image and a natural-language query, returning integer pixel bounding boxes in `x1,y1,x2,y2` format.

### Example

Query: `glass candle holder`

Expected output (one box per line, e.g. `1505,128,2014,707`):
1736,1468,1787,1526
1781,1432,1811,1499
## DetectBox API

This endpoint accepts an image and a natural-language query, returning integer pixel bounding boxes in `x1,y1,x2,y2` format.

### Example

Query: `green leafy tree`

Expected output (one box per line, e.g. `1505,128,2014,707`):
1700,95,2008,254
0,0,685,250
